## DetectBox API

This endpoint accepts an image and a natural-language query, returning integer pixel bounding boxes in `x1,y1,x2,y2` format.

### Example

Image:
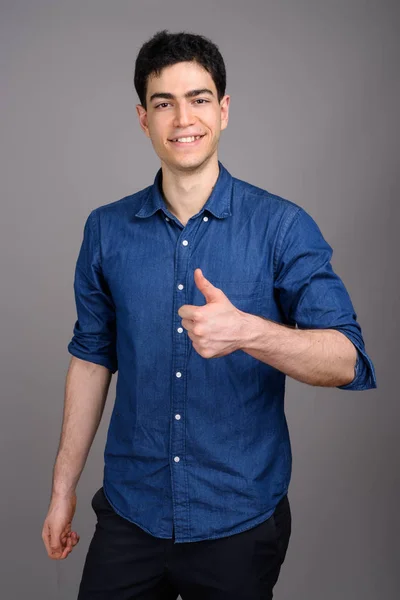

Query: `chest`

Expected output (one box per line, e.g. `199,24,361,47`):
102,213,280,322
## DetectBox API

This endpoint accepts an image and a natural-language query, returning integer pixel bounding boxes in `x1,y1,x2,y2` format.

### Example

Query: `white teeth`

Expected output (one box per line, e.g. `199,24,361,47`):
172,135,202,143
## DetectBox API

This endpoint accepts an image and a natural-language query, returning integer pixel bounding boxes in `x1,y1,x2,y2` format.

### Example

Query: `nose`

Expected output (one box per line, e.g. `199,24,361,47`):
173,102,195,129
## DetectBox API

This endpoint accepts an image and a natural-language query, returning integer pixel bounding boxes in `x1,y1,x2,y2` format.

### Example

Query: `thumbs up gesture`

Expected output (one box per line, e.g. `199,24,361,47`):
177,268,246,358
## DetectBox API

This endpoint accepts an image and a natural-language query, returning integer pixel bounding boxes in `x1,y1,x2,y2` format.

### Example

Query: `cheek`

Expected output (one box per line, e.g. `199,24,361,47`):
148,117,168,140
205,113,221,134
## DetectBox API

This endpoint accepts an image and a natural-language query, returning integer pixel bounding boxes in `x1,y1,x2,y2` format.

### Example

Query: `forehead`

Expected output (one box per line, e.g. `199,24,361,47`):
147,61,216,97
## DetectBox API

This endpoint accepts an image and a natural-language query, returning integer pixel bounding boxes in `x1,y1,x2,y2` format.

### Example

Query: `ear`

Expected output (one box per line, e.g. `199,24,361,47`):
220,94,230,132
136,104,151,138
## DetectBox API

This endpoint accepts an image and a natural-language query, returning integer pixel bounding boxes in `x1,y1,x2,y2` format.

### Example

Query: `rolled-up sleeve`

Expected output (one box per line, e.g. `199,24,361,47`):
67,210,118,373
274,206,376,391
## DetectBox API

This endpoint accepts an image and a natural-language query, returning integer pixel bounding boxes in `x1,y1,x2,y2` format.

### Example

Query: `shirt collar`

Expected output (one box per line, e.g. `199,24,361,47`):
135,160,233,220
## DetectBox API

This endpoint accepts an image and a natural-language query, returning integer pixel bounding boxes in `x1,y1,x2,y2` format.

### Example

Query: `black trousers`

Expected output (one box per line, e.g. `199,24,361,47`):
78,486,291,600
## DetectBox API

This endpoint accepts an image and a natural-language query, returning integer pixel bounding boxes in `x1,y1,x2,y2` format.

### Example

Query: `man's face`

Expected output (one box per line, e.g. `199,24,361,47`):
136,61,230,172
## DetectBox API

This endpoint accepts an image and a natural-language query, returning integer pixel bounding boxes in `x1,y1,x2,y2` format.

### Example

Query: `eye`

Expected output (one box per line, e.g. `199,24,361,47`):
194,99,209,105
155,102,171,109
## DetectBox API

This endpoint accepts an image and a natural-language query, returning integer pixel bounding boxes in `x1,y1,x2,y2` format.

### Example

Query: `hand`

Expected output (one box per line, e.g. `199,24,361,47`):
42,493,80,560
177,268,245,359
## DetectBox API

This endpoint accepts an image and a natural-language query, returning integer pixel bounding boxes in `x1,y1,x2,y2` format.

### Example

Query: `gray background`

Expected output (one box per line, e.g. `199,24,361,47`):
1,0,399,598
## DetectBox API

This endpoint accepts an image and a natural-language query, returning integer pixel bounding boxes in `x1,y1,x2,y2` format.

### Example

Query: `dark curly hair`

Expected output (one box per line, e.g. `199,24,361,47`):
134,30,226,109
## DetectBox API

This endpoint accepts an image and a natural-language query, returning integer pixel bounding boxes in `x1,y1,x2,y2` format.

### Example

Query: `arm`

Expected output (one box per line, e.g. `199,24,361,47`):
42,209,117,559
182,209,376,390
269,205,376,390
238,313,357,387
52,356,112,498
42,357,112,560
56,208,117,494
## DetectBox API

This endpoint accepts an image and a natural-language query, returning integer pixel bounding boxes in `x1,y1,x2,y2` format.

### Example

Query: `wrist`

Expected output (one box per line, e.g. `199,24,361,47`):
236,311,268,351
52,483,77,500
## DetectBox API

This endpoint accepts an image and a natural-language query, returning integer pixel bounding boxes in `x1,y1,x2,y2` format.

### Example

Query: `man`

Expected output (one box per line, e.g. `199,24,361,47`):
42,30,376,599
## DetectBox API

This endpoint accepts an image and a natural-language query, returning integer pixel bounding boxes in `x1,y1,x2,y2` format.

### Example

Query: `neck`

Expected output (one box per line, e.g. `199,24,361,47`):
160,155,220,226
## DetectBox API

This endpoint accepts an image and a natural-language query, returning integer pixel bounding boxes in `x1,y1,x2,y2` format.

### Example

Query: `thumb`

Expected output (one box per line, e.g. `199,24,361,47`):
194,268,221,303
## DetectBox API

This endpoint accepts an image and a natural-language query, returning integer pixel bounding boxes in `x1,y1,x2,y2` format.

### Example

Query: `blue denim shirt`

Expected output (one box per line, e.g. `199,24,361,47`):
68,161,376,543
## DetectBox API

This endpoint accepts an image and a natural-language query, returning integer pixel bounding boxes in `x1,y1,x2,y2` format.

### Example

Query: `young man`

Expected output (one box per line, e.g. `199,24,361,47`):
42,30,376,599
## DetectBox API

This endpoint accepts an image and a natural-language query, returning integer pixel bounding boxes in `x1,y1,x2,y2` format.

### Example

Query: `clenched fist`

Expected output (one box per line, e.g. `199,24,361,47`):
42,493,80,560
178,268,246,359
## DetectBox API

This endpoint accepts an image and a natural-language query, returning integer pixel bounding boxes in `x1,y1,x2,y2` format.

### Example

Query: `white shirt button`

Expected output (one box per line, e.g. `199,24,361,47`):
177,327,183,333
174,456,180,462
177,284,184,290
182,240,189,246
203,216,209,222
176,372,182,378
175,414,181,420
165,217,170,221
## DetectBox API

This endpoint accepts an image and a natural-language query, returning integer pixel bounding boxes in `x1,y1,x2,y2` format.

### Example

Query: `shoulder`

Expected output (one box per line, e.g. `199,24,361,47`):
231,173,302,221
229,172,329,252
90,184,152,221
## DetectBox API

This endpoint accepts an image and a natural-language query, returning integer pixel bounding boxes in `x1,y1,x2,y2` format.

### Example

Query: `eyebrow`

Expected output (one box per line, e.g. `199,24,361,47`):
149,88,215,103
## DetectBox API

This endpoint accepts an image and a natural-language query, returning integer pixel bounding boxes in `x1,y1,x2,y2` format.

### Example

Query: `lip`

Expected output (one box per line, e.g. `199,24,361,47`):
168,134,206,147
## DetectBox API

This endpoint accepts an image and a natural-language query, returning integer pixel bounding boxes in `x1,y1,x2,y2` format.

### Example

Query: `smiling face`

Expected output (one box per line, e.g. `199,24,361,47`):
136,61,230,173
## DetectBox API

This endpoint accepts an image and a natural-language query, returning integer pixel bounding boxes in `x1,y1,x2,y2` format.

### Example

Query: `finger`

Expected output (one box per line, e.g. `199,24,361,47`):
195,268,210,284
50,544,63,557
60,537,73,559
60,546,70,560
178,305,201,320
194,269,222,302
49,547,64,560
188,329,201,341
181,318,195,332
71,532,80,545
43,525,62,559
49,533,64,557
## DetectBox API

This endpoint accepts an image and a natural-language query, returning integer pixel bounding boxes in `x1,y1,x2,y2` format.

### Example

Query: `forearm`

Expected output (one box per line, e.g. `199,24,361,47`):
51,356,112,498
238,312,357,387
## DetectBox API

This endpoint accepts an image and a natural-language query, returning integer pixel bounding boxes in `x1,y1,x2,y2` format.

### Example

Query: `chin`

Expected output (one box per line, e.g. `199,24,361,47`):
177,160,207,172
174,152,214,170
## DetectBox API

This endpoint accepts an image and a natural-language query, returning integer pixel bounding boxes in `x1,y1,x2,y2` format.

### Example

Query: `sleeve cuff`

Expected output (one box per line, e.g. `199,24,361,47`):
68,344,118,374
335,340,377,391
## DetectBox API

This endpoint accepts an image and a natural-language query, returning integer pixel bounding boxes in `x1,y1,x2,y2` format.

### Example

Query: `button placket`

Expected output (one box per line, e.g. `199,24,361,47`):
170,219,200,541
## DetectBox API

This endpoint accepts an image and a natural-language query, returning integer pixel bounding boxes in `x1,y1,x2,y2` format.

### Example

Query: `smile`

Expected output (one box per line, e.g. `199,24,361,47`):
169,135,205,144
